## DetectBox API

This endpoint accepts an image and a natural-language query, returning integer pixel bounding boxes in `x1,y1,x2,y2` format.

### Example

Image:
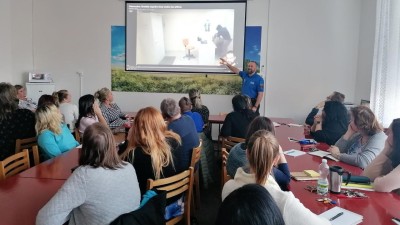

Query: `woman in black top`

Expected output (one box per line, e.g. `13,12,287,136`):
310,101,349,145
221,94,257,138
0,83,36,160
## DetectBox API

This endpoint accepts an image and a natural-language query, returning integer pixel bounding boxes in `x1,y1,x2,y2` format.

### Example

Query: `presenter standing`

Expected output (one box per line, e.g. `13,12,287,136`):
221,59,264,114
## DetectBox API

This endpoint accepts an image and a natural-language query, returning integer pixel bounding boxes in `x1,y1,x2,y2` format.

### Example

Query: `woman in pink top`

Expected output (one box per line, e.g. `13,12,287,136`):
76,94,107,135
363,118,400,194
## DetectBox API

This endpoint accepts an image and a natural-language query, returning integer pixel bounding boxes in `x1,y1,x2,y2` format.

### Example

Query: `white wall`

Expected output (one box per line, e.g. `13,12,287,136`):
0,0,12,82
354,0,377,104
2,0,377,124
266,0,362,122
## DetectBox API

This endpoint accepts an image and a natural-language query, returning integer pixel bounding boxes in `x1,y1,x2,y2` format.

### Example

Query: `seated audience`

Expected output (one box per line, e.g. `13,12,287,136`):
222,130,330,225
189,89,210,136
363,118,400,194
329,106,386,169
53,89,78,131
76,94,107,135
161,98,200,173
14,84,37,111
37,94,58,107
227,116,291,190
305,91,345,126
310,101,349,145
35,104,79,159
216,184,285,225
179,97,204,132
120,107,181,196
36,123,140,225
220,94,257,138
180,96,214,188
95,87,127,128
0,83,36,160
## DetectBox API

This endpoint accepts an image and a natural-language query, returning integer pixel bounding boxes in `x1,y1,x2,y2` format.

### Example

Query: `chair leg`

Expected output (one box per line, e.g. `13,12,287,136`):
195,170,201,209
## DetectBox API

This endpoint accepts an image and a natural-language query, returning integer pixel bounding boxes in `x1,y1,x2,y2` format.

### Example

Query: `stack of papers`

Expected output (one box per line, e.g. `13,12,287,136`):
341,183,374,192
283,149,306,157
319,206,363,225
308,150,339,162
290,170,320,181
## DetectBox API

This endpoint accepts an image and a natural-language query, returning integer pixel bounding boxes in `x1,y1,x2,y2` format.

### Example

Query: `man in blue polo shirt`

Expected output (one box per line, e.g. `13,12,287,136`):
220,58,264,113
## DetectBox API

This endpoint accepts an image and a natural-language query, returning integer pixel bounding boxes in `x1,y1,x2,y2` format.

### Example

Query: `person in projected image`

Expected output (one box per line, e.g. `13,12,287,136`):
213,25,232,58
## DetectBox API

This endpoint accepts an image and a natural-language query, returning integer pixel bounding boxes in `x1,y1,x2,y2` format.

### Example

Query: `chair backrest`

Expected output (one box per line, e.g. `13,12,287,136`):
147,167,194,225
0,149,30,180
221,148,231,186
73,127,81,143
15,137,40,166
190,141,202,169
221,136,245,152
15,137,37,154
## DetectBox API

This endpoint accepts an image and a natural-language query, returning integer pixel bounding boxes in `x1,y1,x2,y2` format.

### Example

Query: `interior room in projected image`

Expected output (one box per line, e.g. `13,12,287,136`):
136,9,234,66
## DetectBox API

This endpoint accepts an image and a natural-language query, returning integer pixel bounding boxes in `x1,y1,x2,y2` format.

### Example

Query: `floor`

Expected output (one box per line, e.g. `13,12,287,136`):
192,147,222,225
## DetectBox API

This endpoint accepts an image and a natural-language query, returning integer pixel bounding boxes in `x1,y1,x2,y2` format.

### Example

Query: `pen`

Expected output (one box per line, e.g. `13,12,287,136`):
393,217,400,223
329,212,343,221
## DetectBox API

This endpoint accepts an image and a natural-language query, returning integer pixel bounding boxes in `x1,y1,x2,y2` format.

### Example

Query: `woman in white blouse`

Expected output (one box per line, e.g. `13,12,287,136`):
54,89,79,131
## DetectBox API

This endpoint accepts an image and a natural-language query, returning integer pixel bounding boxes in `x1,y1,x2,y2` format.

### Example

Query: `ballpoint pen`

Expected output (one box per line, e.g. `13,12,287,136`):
329,212,344,221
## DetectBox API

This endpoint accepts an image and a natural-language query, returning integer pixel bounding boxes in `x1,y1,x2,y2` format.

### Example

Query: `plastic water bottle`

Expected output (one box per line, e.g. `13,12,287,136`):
317,159,329,195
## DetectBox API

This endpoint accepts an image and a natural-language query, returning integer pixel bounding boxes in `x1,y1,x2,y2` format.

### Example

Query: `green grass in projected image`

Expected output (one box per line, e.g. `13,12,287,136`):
111,68,242,95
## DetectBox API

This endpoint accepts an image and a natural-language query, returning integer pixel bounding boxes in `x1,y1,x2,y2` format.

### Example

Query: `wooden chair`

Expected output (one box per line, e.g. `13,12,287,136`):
15,137,40,166
221,136,245,153
73,127,81,143
147,167,194,225
0,149,30,180
221,148,232,188
190,141,202,213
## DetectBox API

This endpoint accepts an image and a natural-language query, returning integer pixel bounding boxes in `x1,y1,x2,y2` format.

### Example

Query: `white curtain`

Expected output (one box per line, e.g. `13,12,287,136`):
371,0,400,127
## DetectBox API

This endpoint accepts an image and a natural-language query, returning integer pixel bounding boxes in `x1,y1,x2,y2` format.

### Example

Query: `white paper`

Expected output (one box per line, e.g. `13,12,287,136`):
76,144,82,148
308,150,339,162
287,123,303,127
283,149,306,157
319,206,363,225
273,122,280,127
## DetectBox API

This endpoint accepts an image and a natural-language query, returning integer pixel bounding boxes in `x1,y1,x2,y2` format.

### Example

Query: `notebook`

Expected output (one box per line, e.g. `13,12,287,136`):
319,206,363,225
308,150,339,162
290,170,319,181
341,182,374,191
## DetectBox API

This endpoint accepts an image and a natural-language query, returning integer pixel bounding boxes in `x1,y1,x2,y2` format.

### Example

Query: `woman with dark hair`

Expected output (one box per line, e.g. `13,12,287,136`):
220,94,257,138
310,101,349,145
37,94,58,108
54,90,78,131
305,91,345,126
222,130,329,225
36,123,140,225
76,94,107,135
226,116,291,190
215,184,285,225
120,107,181,196
363,118,400,194
329,106,386,169
0,82,36,160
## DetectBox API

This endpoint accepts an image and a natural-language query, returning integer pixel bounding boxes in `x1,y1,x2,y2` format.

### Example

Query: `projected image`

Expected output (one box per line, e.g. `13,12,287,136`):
126,2,246,73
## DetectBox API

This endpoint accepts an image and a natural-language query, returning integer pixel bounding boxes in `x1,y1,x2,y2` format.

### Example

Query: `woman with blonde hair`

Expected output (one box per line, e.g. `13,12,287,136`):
120,107,181,196
222,130,330,225
36,104,79,159
53,89,78,131
329,106,386,168
95,87,128,128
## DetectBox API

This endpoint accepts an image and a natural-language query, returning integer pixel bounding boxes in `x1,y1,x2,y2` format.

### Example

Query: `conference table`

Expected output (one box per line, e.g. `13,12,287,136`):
274,122,400,225
1,118,399,225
